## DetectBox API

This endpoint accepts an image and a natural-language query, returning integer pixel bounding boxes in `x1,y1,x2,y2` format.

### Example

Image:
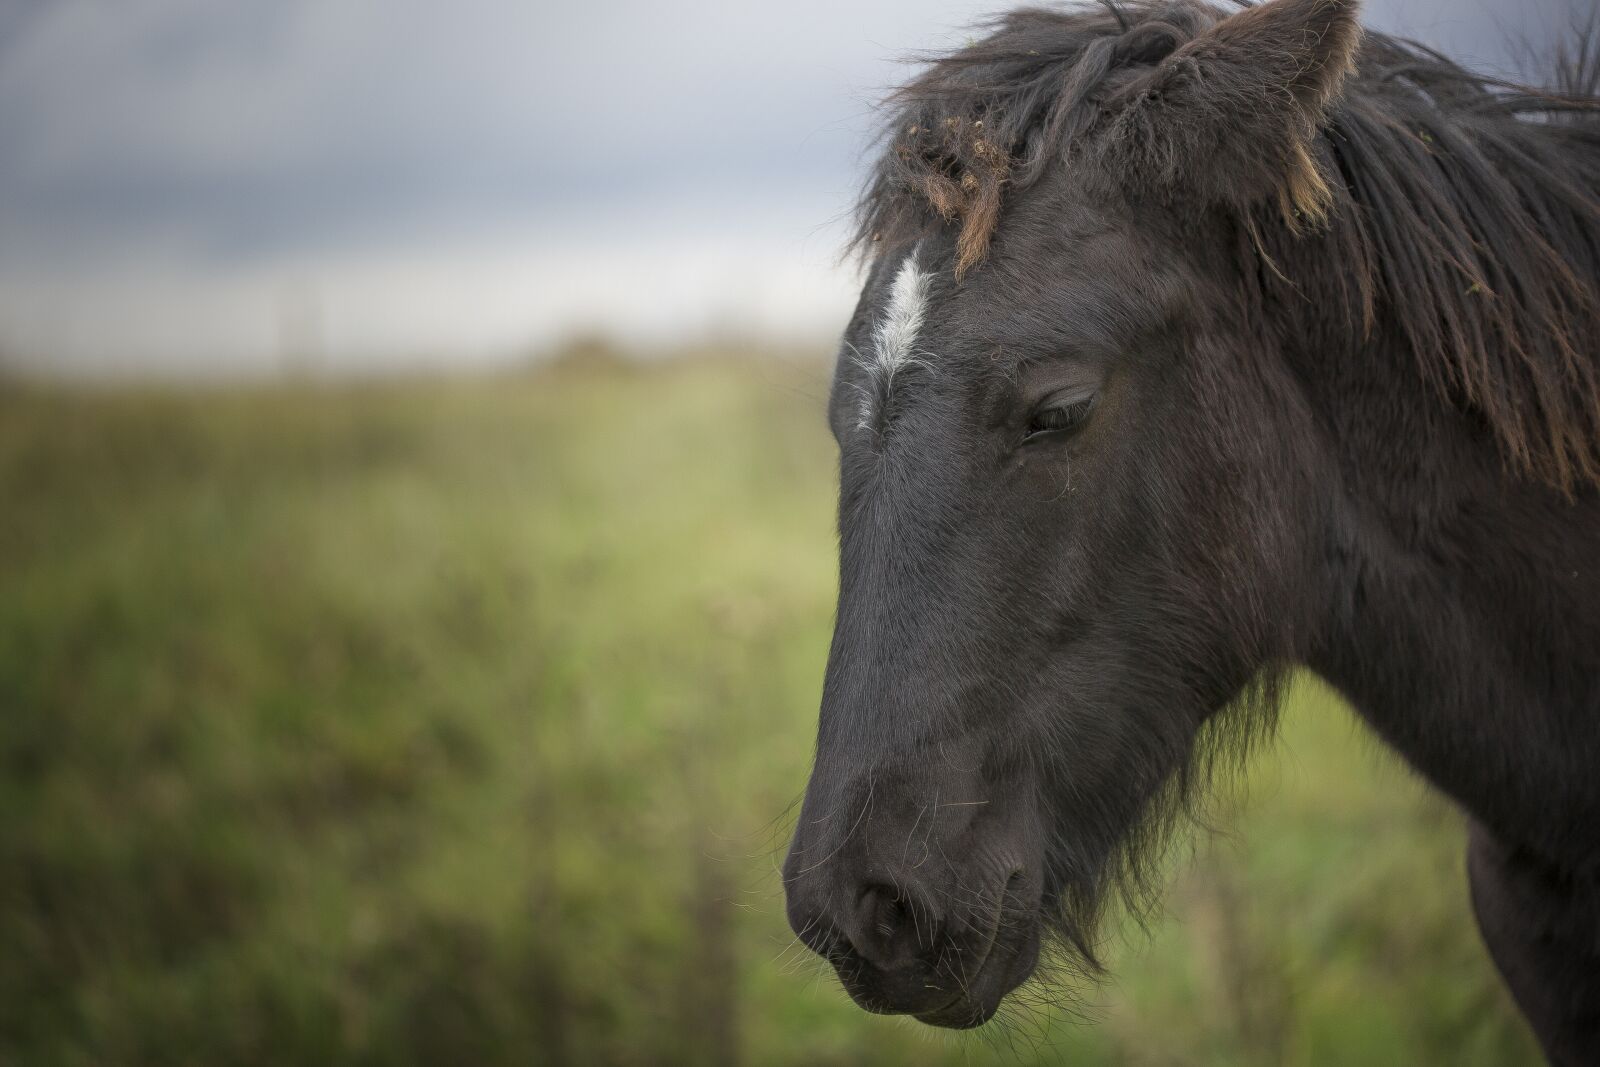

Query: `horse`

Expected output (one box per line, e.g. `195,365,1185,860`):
779,0,1600,1060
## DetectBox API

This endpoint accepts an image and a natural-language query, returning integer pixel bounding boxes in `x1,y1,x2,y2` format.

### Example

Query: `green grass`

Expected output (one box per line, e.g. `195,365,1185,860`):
0,355,1538,1065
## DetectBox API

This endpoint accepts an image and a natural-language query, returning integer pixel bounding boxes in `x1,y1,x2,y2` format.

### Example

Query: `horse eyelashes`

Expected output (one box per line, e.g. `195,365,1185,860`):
1027,397,1096,440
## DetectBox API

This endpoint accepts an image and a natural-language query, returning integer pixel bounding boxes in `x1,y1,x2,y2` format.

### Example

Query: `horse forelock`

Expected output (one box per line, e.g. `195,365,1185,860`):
854,0,1600,493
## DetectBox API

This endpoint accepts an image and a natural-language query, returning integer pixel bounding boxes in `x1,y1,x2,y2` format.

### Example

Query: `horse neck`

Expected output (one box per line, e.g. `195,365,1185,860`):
1286,311,1600,872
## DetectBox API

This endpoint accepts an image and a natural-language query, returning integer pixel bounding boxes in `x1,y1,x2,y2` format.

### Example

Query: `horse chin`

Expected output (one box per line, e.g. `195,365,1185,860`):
828,898,1043,1030
913,919,1043,1030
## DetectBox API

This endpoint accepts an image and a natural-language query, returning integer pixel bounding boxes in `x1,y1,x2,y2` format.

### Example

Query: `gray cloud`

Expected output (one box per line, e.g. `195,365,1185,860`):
0,0,1590,373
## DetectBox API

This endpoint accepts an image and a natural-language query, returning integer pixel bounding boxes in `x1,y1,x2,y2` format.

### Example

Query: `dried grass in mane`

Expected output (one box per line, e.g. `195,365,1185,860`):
856,0,1600,492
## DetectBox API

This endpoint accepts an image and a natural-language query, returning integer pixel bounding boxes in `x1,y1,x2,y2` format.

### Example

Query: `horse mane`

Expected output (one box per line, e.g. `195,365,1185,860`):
856,0,1600,492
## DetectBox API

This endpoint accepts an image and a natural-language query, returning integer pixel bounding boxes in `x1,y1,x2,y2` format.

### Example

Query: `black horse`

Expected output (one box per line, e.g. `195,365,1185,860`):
781,0,1600,1061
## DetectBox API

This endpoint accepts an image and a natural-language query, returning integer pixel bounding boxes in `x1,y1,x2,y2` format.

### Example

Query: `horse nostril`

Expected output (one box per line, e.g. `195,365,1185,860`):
847,882,938,968
862,885,899,938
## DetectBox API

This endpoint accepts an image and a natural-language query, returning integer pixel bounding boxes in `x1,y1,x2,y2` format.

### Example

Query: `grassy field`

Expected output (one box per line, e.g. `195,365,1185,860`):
0,353,1538,1065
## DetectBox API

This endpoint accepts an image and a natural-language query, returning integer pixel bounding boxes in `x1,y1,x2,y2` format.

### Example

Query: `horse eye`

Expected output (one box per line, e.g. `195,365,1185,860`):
1024,396,1095,443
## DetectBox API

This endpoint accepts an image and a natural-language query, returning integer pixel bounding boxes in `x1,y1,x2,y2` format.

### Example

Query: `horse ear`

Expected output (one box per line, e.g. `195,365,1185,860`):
1101,0,1362,229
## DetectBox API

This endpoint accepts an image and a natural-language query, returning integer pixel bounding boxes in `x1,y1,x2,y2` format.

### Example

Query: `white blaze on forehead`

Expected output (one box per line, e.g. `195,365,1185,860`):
874,254,932,374
858,249,933,429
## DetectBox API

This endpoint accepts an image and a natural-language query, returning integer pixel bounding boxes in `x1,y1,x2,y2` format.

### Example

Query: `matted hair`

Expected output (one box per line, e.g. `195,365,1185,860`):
856,0,1600,491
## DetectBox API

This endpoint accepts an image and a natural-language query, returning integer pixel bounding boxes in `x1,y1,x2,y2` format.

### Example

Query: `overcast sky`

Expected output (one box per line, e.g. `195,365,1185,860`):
0,0,1587,378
